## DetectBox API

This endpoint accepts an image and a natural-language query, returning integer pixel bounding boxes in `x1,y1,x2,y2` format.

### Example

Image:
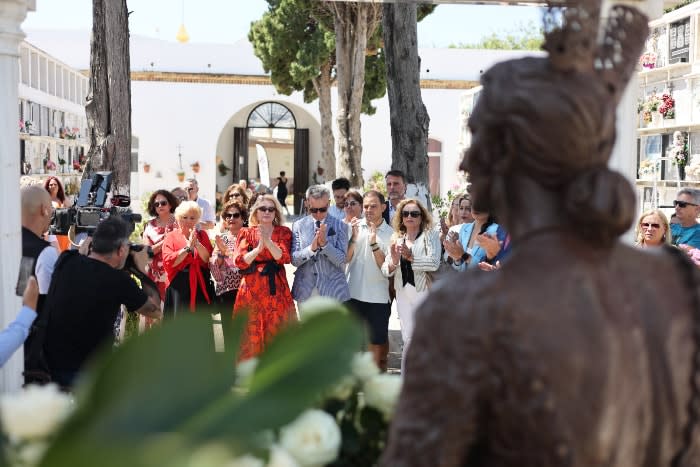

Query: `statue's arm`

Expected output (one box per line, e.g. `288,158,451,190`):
380,286,486,467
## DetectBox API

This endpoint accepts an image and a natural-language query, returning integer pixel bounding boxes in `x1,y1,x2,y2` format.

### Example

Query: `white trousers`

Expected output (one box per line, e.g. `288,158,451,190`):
395,283,428,374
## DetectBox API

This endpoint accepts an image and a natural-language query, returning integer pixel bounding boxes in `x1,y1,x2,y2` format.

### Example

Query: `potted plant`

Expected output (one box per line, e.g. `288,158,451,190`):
72,160,82,172
217,161,231,176
58,157,66,173
143,162,151,173
190,161,200,173
176,171,186,182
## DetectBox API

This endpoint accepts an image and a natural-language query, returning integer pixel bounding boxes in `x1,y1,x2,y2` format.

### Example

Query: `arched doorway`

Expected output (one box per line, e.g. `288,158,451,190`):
233,102,309,214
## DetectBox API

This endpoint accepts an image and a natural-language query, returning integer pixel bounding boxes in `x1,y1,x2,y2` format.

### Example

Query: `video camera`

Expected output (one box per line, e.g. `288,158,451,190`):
49,171,142,236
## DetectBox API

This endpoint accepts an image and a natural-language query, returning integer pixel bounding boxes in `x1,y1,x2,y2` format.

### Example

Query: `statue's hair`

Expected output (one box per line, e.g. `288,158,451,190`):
465,0,648,247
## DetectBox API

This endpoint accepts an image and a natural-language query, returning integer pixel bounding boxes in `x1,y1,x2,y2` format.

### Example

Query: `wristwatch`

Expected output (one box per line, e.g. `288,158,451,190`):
460,252,471,262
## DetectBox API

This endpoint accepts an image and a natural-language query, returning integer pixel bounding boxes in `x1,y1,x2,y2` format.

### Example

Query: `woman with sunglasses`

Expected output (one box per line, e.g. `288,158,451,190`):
233,194,295,359
635,209,671,248
143,190,180,306
343,190,363,240
222,184,250,211
162,201,215,317
381,198,440,373
209,200,248,328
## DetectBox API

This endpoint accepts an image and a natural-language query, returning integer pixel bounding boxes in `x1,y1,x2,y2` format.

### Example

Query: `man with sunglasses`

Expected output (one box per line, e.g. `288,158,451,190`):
183,178,215,230
671,188,700,248
291,185,350,304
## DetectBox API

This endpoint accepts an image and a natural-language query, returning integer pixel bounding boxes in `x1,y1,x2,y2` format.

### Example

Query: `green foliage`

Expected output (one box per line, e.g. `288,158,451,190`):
449,21,543,50
363,170,387,196
38,310,363,467
250,1,436,115
249,0,336,103
665,0,698,13
431,189,463,220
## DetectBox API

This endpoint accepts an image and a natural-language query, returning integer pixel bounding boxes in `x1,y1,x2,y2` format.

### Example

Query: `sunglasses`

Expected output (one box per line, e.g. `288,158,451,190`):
176,195,187,202
674,200,699,208
641,222,661,229
402,210,421,218
223,212,242,220
227,193,242,198
258,207,276,213
344,201,360,208
309,207,328,214
153,200,169,208
185,187,195,192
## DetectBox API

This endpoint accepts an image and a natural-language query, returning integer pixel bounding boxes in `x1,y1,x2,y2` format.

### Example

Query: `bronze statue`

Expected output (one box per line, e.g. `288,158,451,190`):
380,1,700,466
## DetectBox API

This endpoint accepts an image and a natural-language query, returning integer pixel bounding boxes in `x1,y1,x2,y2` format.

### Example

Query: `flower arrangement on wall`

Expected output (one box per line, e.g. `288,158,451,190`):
639,52,658,69
638,159,660,179
639,92,662,124
659,93,675,119
669,130,689,167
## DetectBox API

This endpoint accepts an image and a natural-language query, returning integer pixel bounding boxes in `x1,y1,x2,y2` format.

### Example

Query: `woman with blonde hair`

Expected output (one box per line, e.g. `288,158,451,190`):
233,194,295,359
381,198,440,373
635,209,671,248
162,201,215,317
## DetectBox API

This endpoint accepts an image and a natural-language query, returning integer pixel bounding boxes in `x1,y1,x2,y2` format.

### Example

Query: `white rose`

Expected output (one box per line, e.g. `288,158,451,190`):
328,375,356,400
279,409,341,467
363,374,403,420
298,297,345,321
351,352,379,382
0,384,72,441
267,445,300,467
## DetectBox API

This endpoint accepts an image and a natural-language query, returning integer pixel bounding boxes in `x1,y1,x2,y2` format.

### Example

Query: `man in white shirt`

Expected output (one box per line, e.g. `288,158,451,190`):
184,178,215,230
345,190,394,371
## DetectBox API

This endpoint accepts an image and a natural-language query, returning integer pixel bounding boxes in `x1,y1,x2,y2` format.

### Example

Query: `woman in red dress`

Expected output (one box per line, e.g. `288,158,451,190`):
143,190,179,299
233,194,295,359
162,201,215,317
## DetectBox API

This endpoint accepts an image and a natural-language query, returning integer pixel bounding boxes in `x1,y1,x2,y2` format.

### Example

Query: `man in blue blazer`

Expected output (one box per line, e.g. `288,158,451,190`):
292,185,351,303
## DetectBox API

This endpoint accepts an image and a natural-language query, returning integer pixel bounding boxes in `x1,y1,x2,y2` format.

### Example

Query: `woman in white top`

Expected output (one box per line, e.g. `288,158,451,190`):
382,198,441,374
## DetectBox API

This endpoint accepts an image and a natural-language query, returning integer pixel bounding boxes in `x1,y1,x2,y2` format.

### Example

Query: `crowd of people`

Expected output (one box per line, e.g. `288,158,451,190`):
6,167,700,390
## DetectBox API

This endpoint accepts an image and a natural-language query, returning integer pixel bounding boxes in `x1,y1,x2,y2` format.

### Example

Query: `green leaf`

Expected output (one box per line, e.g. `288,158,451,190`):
40,307,363,467
179,310,363,441
40,311,245,467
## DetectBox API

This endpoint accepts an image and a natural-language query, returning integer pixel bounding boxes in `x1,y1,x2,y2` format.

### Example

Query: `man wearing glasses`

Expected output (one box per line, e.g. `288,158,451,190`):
671,188,700,248
183,179,215,230
291,185,350,304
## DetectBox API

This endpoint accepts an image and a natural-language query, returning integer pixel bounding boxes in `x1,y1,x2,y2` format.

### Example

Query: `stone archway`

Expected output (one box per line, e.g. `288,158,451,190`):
216,100,321,214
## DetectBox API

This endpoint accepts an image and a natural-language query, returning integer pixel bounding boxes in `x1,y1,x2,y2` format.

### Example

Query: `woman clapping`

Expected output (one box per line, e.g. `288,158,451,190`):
233,194,295,359
162,201,215,316
381,199,440,373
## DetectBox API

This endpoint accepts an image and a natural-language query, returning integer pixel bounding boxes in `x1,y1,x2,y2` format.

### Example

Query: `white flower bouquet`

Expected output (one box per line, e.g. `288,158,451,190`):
0,303,404,467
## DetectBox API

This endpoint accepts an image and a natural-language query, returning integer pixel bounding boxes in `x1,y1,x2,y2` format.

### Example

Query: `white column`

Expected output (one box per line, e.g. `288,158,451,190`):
0,0,32,392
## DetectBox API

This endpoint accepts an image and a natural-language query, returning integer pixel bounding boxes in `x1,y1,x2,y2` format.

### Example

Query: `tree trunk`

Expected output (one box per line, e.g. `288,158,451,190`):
84,0,132,197
382,3,431,206
312,60,336,180
332,3,380,188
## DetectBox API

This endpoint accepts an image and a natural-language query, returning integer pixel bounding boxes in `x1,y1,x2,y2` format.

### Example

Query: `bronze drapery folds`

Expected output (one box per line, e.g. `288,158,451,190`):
381,1,700,466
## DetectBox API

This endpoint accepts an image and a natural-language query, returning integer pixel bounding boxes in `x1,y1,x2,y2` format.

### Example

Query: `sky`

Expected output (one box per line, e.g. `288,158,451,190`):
22,0,544,48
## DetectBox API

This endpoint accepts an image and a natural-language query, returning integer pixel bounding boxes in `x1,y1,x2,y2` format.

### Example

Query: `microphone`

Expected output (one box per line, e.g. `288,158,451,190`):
315,220,321,230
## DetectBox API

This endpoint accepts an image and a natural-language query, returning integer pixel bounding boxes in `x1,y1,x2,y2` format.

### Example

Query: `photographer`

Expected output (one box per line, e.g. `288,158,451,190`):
43,217,162,388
